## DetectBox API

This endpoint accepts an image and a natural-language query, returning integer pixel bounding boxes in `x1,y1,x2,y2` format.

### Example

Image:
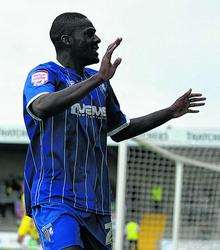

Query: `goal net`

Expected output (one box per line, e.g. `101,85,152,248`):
114,130,220,250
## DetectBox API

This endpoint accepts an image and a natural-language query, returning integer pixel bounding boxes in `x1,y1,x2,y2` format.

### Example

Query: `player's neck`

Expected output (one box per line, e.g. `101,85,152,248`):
57,53,85,77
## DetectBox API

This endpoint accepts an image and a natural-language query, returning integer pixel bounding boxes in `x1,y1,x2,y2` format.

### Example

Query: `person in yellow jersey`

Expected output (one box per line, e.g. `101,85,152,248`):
150,185,163,212
17,194,40,248
17,214,39,243
125,220,139,250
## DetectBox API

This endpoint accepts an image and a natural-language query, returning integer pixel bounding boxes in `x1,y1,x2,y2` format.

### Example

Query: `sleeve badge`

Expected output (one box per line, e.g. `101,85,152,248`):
31,70,49,86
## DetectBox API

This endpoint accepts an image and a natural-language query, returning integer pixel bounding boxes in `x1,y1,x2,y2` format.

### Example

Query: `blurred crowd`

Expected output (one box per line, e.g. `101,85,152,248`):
0,175,23,220
0,175,40,249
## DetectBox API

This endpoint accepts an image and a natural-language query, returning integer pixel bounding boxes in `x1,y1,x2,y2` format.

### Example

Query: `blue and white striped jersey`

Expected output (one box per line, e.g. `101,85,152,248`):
23,61,129,216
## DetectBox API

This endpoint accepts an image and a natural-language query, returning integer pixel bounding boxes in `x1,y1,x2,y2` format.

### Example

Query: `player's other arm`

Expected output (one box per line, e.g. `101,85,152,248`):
31,38,122,120
111,89,206,142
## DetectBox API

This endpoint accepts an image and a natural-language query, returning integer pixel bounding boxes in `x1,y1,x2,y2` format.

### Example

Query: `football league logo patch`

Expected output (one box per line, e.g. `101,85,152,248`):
31,70,48,86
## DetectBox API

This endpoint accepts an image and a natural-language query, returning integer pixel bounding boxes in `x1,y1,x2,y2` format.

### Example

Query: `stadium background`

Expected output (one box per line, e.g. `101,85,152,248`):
0,0,220,249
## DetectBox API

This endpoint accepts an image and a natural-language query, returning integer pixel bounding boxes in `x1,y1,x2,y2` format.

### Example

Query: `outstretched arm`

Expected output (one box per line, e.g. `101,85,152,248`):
111,89,206,142
31,38,122,120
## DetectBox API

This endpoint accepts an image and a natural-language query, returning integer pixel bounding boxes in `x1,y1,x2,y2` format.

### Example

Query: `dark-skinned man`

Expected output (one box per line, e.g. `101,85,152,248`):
23,12,206,250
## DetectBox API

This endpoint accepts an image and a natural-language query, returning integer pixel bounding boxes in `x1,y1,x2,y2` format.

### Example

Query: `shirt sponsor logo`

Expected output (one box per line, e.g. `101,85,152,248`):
71,103,106,119
31,70,48,86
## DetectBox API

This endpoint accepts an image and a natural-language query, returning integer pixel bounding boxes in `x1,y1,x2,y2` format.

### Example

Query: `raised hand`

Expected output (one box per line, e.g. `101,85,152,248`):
170,89,206,118
97,38,122,81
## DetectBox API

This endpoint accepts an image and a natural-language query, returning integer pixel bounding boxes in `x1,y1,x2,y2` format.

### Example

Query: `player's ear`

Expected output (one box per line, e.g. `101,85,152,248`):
61,35,72,46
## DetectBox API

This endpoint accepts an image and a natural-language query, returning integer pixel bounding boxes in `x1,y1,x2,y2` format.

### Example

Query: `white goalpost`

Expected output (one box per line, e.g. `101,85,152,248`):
114,131,220,250
115,141,128,250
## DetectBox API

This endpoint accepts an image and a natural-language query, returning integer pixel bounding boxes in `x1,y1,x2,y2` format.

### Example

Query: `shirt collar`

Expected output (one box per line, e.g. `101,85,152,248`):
53,60,90,78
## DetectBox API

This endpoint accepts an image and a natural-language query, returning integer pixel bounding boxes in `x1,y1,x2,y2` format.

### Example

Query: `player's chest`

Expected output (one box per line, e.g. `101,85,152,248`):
57,75,107,119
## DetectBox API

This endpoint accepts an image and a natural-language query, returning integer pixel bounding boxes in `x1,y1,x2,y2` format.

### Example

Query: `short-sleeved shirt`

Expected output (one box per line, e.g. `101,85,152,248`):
23,61,129,216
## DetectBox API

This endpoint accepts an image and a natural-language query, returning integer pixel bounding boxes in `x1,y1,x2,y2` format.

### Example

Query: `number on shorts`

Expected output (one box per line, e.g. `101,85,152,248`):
105,222,113,245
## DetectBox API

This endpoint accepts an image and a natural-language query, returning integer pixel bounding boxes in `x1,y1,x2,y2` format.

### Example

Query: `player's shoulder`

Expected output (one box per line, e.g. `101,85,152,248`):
28,61,58,76
24,62,59,88
26,62,59,85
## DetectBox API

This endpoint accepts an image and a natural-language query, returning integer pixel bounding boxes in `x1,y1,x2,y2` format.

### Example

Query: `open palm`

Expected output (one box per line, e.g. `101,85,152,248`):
170,89,206,118
98,38,122,81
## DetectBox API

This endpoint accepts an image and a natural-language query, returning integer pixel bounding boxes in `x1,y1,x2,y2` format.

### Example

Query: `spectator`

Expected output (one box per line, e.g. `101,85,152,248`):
125,220,139,250
150,184,163,212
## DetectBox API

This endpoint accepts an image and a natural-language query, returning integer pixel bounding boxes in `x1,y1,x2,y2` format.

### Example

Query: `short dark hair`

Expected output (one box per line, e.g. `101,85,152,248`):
50,12,87,51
